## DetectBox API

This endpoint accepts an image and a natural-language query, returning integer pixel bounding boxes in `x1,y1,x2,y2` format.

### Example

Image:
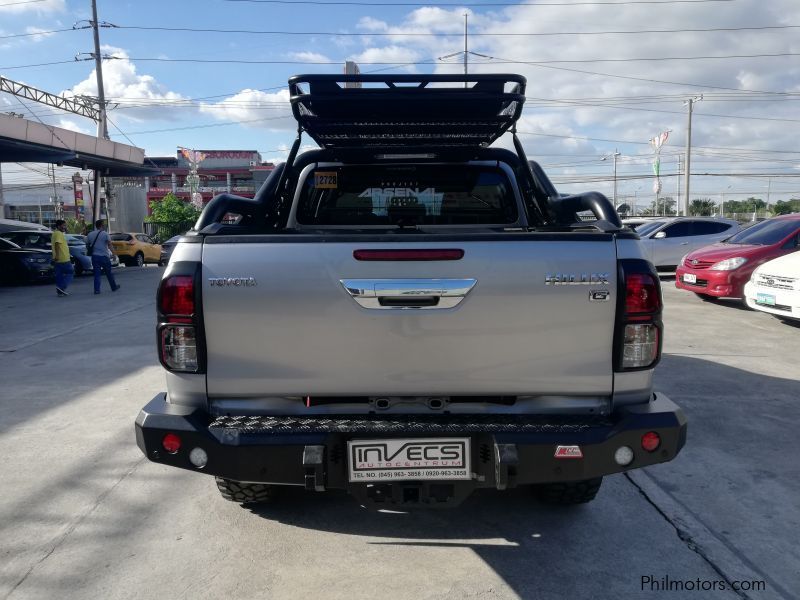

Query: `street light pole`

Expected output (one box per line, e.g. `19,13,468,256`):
683,95,702,217
602,149,621,204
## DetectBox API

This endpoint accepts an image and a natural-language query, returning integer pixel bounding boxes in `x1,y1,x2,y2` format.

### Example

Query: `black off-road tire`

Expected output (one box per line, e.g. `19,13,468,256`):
535,477,603,505
215,477,276,504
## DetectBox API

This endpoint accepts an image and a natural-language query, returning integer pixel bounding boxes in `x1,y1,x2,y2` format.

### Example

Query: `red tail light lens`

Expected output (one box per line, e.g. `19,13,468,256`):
625,273,660,315
128,240,136,245
160,275,194,318
641,431,661,452
162,433,181,454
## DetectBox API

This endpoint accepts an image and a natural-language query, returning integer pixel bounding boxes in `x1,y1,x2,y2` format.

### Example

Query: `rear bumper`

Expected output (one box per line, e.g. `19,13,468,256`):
136,393,687,502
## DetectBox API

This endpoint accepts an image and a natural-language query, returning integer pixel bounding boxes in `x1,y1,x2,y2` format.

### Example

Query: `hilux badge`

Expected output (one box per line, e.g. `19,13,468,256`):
545,273,610,286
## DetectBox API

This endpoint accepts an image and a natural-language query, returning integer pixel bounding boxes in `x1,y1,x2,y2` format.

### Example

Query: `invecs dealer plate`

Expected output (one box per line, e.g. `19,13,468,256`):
347,438,471,482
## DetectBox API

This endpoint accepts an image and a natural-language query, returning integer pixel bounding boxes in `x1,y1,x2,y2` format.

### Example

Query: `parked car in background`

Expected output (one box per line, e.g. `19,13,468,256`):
0,218,49,235
110,232,162,267
0,237,53,285
67,234,120,271
158,235,181,266
621,217,661,230
744,252,800,321
0,230,96,276
635,217,740,270
676,214,800,299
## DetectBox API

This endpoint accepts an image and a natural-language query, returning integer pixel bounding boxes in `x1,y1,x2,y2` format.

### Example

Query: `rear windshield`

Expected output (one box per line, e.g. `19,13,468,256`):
110,233,132,241
295,165,518,226
724,219,799,246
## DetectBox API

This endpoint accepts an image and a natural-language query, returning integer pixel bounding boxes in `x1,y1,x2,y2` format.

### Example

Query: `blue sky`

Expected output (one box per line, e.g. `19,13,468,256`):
2,0,800,206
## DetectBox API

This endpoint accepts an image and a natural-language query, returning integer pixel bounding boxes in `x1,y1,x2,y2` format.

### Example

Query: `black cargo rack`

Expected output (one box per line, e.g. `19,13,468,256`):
288,74,526,149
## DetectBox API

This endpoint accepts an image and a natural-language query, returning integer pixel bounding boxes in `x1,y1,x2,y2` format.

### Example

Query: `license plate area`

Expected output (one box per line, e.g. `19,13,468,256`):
347,437,471,482
683,273,697,284
756,292,776,306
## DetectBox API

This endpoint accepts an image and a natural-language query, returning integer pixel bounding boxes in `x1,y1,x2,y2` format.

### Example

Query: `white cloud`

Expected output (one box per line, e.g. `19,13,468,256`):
65,47,188,122
56,118,92,135
288,51,331,63
199,88,295,132
357,17,388,32
0,0,64,14
24,26,56,42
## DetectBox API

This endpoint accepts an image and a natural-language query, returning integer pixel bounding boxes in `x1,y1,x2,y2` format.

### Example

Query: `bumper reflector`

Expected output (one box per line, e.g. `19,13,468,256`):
162,433,181,454
189,447,208,468
641,431,661,452
614,446,634,466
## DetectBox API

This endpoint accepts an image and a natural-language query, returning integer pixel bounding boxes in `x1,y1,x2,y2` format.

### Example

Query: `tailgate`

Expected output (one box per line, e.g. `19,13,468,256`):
202,237,618,397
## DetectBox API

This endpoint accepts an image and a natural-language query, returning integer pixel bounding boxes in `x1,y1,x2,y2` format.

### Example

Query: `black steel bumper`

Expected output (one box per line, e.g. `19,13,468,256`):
136,393,686,504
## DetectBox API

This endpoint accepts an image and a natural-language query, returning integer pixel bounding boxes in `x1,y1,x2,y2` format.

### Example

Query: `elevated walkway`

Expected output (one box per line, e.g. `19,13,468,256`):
0,113,159,176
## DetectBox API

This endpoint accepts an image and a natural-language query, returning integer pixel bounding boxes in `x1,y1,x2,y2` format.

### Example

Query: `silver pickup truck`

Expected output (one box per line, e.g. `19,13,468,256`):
136,74,686,508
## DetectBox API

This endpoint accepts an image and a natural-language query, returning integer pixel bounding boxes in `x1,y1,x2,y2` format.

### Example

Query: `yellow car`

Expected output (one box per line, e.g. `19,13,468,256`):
110,232,163,267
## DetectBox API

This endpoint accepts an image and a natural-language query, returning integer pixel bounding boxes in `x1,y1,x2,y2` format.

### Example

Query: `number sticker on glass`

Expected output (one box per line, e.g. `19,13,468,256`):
315,171,338,189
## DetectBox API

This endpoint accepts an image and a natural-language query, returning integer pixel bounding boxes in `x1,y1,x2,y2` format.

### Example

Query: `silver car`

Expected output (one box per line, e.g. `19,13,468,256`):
635,217,740,269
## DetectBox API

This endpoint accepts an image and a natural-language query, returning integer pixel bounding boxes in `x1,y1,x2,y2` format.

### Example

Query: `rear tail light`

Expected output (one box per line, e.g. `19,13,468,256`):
128,240,136,246
622,324,659,368
157,267,204,373
160,325,198,371
616,260,663,371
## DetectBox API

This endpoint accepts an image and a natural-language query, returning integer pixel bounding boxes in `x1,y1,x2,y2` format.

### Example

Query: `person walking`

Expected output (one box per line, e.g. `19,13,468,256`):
87,219,120,294
51,219,74,297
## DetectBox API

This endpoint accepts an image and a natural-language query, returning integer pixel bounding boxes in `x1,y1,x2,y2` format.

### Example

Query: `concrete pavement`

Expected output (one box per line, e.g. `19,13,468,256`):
0,269,797,599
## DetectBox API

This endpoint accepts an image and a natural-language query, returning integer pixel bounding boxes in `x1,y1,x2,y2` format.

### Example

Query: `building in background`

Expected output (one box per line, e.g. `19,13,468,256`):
142,150,274,209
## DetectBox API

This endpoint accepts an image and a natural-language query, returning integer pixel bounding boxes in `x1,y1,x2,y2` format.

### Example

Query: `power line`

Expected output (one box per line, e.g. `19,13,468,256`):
223,0,734,6
105,23,800,38
104,51,800,66
0,27,79,40
0,0,46,6
0,59,84,71
108,114,293,135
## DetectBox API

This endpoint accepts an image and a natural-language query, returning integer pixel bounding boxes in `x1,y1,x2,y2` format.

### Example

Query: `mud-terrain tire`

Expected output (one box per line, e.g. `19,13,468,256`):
215,477,276,504
535,477,603,505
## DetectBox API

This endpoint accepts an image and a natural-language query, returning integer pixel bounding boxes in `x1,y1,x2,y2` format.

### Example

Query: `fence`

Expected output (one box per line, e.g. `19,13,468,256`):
142,220,195,243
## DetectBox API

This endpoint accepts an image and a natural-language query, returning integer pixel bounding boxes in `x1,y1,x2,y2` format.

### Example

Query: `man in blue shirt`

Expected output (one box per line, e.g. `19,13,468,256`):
87,220,120,294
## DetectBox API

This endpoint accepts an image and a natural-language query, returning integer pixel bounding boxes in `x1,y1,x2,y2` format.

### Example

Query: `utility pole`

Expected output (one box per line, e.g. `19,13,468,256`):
463,13,468,87
676,155,682,216
602,149,621,205
683,95,702,217
90,0,108,140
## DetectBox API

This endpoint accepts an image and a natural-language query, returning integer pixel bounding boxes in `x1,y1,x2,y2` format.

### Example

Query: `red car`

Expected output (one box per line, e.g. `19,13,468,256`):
675,214,800,299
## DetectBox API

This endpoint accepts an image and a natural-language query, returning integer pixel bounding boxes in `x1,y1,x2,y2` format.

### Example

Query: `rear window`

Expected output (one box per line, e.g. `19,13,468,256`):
296,165,518,226
110,233,132,241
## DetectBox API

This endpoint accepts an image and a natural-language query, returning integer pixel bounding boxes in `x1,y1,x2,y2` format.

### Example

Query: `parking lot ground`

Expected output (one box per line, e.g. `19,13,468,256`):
1,270,798,600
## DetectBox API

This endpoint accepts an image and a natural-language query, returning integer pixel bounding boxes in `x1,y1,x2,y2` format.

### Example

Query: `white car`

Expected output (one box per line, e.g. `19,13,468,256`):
744,252,800,321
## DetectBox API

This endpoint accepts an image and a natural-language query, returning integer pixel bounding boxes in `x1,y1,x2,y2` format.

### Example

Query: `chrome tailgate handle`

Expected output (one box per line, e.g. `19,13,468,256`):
341,279,477,309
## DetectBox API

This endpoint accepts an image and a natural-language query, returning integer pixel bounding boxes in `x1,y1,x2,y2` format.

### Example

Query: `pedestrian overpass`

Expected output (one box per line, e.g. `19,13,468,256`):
0,113,159,177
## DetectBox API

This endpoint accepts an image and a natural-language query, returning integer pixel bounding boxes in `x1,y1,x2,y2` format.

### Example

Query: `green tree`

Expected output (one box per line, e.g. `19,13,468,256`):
773,199,800,215
689,198,716,216
146,193,201,223
641,196,676,216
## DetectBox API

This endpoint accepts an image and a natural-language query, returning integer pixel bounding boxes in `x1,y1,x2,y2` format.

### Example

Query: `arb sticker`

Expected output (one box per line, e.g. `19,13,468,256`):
315,171,338,189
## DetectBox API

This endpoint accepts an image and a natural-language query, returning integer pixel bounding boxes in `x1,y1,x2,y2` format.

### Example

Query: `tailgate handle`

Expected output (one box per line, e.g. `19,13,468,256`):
341,279,477,310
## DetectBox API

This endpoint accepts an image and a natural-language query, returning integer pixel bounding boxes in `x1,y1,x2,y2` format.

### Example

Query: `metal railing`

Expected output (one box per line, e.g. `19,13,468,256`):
142,220,195,243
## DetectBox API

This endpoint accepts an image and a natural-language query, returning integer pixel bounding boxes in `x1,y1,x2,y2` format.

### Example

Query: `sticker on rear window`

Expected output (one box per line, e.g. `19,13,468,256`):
315,171,338,189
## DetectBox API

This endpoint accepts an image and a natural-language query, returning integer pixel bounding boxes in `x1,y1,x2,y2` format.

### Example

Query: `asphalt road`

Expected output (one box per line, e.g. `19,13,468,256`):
1,267,798,600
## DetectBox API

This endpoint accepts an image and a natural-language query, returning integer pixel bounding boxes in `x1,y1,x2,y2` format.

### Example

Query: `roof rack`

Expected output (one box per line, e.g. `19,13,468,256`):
288,74,526,149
